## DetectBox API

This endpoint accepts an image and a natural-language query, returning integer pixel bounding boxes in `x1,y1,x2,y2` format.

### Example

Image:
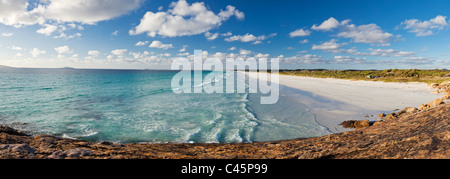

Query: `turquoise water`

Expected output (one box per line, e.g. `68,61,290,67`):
0,68,330,143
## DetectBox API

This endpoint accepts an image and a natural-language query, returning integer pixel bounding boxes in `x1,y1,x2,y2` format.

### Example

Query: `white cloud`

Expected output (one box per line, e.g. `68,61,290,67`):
0,0,142,38
112,30,119,36
312,39,345,50
179,45,188,52
111,49,128,56
54,32,82,39
221,32,232,37
135,41,149,46
67,23,83,30
311,17,344,31
255,53,270,58
337,23,393,44
129,0,244,37
36,24,58,36
400,15,449,36
252,41,263,45
333,56,366,64
229,46,236,51
366,48,415,57
36,0,143,25
312,39,361,54
10,45,23,50
284,54,328,64
205,32,219,41
149,40,173,50
54,45,73,54
299,39,309,44
35,23,82,39
225,33,276,43
401,56,433,64
239,49,252,55
289,28,311,37
30,48,46,57
0,0,43,27
309,17,393,44
88,50,100,56
1,32,14,37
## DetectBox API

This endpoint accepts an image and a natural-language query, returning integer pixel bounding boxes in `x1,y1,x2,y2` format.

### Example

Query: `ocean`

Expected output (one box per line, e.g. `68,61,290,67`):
0,68,330,143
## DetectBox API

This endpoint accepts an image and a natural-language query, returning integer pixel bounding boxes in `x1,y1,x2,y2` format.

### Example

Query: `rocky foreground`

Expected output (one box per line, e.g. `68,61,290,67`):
1,102,449,159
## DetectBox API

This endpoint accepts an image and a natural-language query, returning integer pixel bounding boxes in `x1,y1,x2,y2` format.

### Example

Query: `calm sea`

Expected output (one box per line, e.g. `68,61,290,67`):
0,68,330,143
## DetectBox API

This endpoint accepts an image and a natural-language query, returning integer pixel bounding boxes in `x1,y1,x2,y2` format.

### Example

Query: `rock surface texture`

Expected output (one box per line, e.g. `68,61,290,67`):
1,103,449,159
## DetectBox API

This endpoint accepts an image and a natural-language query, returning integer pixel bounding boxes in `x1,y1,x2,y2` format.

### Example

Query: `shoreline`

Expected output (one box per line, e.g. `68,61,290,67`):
246,72,442,133
1,71,449,158
1,101,449,159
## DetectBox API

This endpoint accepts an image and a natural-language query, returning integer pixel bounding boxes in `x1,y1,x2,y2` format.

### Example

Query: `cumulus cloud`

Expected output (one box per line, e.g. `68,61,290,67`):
149,40,173,50
0,0,43,27
35,0,143,25
30,48,46,57
309,17,393,44
135,41,149,46
312,39,345,50
129,0,244,37
54,45,73,54
111,49,128,56
36,24,58,36
239,49,252,55
205,32,219,41
54,45,74,58
337,23,393,44
88,50,101,56
0,0,143,37
289,28,311,37
400,15,449,36
311,17,347,31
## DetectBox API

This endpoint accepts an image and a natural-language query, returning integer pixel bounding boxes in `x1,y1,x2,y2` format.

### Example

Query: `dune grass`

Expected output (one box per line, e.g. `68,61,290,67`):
279,69,450,84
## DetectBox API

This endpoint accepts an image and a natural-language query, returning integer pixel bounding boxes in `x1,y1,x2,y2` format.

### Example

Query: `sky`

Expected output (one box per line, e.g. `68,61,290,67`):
1,0,450,70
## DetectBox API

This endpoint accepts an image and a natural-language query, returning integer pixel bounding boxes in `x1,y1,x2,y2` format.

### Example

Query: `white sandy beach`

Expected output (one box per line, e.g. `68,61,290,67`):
247,72,442,133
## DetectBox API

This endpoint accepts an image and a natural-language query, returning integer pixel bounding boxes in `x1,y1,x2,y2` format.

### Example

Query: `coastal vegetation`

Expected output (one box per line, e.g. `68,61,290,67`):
280,69,450,84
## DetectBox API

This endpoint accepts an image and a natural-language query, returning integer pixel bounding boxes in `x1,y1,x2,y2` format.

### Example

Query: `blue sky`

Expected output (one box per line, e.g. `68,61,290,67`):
1,0,450,69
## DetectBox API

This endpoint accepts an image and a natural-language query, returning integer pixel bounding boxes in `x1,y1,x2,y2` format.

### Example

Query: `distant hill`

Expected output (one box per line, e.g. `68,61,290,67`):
0,65,14,69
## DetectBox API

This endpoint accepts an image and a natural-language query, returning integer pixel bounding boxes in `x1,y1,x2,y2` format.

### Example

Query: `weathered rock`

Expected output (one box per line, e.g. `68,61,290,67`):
49,148,93,159
356,120,370,128
418,104,428,111
0,144,36,158
428,98,443,108
98,141,114,145
372,120,383,126
2,102,450,159
0,126,29,136
385,113,398,120
378,113,386,118
443,93,450,100
404,107,418,113
340,120,370,129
